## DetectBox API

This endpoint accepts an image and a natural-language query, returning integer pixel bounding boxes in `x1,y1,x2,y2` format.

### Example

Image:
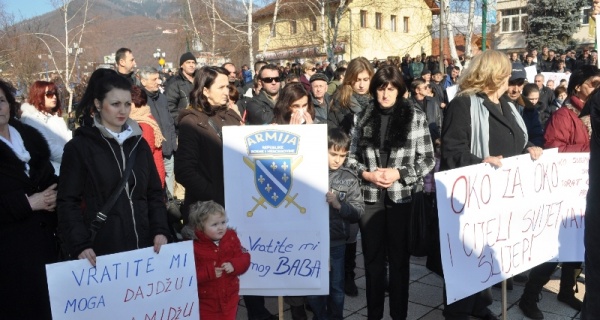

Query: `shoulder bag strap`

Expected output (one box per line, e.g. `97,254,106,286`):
207,117,223,140
89,147,138,243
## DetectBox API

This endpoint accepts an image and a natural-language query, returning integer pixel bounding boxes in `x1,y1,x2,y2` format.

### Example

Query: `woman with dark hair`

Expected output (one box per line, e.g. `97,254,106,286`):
129,85,166,187
272,82,315,125
57,73,170,266
0,79,58,319
75,68,119,127
348,65,435,320
544,65,600,152
20,80,71,173
175,66,242,222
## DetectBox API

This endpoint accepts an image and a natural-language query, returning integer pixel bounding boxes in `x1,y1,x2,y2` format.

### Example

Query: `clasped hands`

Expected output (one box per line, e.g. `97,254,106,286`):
363,167,400,188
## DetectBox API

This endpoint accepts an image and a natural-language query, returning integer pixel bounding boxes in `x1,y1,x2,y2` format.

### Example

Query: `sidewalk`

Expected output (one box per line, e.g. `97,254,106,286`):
235,240,585,319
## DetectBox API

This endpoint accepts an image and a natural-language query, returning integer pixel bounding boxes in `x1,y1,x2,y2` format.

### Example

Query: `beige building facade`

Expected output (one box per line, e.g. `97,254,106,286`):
253,0,439,64
494,0,593,51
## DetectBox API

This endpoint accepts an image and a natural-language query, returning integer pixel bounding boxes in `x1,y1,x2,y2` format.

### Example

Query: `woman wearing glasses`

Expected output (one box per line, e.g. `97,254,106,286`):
20,81,72,173
175,66,242,223
300,59,317,93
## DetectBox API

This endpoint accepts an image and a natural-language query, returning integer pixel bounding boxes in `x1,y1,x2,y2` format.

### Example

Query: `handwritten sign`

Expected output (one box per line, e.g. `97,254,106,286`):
223,125,330,296
525,66,538,84
434,152,588,303
446,84,458,102
541,72,571,89
46,242,198,320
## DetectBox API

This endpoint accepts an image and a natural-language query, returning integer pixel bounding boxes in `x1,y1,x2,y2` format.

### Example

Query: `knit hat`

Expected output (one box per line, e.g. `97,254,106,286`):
179,52,196,67
309,72,329,83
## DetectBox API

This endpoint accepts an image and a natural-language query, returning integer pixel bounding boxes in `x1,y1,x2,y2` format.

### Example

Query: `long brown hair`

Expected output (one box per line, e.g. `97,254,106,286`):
332,57,374,109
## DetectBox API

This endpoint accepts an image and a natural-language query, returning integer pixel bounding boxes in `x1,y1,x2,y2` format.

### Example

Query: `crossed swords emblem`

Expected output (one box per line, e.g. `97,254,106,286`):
243,156,306,217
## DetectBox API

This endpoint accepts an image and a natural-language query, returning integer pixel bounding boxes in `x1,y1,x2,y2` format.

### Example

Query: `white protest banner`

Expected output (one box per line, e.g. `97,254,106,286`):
446,84,458,102
541,72,571,89
223,124,330,296
46,242,198,320
552,153,588,261
435,152,588,303
525,65,537,84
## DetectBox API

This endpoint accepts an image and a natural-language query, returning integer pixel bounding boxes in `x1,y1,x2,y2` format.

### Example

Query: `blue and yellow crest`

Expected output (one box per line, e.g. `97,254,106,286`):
243,130,305,217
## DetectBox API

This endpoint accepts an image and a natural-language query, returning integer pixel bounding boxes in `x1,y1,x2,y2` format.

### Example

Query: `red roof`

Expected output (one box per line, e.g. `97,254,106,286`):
431,33,493,57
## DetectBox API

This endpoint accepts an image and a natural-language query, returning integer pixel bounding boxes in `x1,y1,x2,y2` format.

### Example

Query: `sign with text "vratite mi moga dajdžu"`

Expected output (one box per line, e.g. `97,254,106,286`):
46,241,199,320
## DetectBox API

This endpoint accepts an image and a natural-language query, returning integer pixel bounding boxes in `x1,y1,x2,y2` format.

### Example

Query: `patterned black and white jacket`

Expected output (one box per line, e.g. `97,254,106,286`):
347,99,435,203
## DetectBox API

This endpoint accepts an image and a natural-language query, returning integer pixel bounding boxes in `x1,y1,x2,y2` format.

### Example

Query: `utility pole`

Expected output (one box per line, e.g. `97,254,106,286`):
439,0,444,67
482,0,488,51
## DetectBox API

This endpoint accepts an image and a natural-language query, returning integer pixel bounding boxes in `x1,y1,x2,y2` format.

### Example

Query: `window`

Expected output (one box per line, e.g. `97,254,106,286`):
403,17,409,33
581,6,591,25
290,20,297,34
375,12,382,30
310,16,317,31
360,10,367,28
500,8,527,33
269,23,276,37
391,15,397,32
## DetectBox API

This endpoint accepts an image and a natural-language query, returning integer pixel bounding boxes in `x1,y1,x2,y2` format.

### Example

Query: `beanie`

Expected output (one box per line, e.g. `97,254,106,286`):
179,52,196,67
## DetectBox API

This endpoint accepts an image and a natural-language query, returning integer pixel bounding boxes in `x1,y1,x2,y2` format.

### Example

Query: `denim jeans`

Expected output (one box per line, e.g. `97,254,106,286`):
307,244,346,320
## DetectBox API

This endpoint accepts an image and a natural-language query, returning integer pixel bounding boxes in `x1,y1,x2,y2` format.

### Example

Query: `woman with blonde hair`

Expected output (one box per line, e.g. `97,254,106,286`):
328,57,374,133
438,49,542,319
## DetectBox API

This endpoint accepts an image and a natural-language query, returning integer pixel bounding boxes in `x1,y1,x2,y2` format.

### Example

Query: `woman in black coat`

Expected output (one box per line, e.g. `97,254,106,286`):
175,66,242,222
0,79,58,319
57,72,170,266
440,50,542,320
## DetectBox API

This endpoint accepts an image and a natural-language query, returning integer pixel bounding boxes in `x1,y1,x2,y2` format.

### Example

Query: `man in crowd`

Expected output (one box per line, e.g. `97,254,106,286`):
139,66,178,198
534,74,555,112
223,62,244,95
310,73,331,123
165,52,196,125
115,47,139,86
245,64,281,125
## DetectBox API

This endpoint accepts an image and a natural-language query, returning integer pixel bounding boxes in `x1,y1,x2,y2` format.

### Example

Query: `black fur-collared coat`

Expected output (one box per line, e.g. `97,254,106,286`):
0,119,58,320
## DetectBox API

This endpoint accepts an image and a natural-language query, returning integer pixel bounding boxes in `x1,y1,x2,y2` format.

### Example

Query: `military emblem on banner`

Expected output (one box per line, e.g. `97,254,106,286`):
243,130,305,217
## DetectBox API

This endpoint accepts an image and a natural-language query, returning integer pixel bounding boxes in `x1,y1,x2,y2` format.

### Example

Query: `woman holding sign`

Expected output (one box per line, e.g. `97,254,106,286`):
348,65,435,320
440,50,542,320
0,79,58,319
57,71,170,266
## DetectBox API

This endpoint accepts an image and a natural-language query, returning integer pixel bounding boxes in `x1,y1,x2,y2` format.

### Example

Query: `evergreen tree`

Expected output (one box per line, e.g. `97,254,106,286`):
526,0,586,51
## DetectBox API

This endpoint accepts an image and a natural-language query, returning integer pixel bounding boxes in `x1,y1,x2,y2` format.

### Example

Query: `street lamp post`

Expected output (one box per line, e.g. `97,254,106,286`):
153,48,166,71
38,54,52,81
68,43,84,84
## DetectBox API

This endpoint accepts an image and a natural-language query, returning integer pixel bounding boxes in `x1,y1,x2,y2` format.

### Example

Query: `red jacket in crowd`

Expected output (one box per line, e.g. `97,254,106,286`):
194,228,251,320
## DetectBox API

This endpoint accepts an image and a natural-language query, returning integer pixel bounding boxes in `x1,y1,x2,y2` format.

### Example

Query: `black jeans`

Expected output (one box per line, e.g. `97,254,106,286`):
360,194,411,320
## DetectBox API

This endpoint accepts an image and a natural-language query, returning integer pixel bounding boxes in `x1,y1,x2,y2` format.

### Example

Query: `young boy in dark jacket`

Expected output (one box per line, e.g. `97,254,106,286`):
307,128,365,320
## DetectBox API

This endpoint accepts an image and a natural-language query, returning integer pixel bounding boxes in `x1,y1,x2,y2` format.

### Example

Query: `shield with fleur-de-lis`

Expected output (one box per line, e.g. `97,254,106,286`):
254,158,292,207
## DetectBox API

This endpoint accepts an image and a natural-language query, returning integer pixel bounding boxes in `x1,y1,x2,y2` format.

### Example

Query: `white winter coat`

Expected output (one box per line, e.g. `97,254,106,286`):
20,103,72,174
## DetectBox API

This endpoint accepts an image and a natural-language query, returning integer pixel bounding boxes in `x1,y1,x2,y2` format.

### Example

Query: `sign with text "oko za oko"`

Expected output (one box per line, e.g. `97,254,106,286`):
435,152,588,303
46,241,198,320
223,125,330,296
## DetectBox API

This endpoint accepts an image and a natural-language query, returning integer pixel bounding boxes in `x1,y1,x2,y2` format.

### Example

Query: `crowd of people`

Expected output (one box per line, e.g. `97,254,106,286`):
1,44,600,320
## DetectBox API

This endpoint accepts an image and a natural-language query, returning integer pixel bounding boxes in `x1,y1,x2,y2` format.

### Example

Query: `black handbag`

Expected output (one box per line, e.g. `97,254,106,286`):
408,182,429,257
